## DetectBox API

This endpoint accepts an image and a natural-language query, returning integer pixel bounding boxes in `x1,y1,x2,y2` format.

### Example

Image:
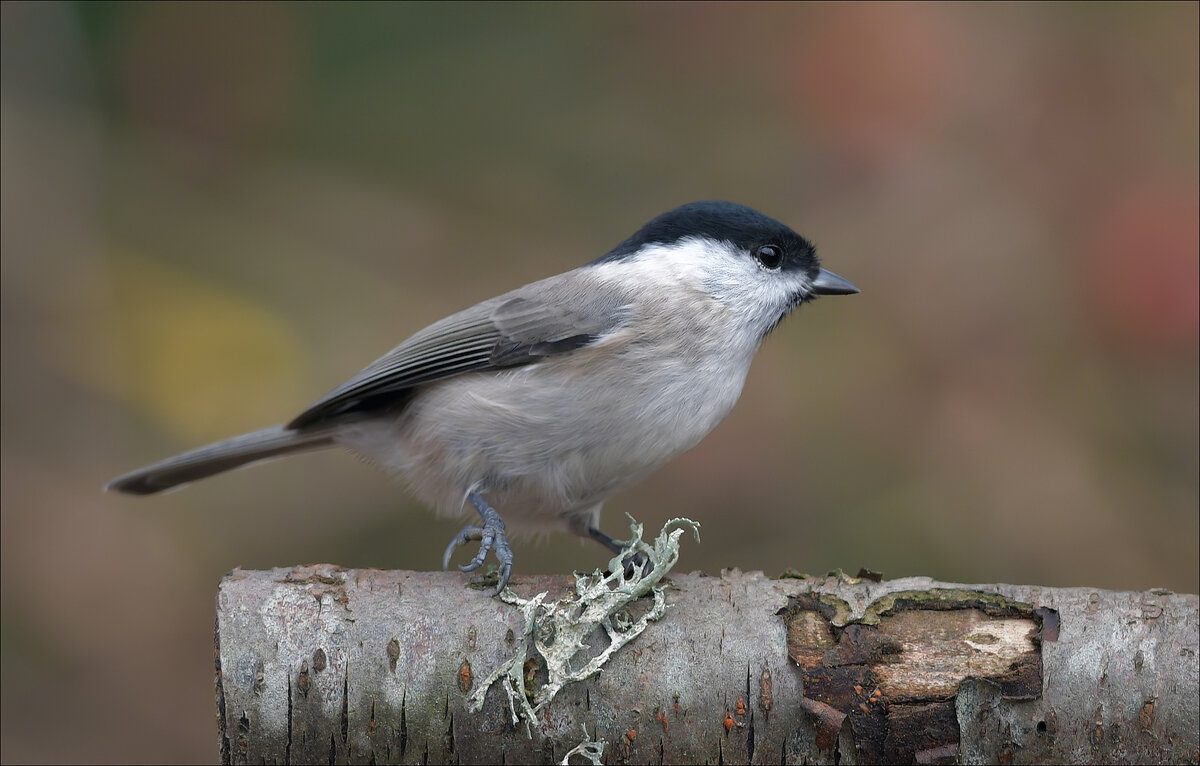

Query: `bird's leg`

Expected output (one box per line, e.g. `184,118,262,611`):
587,526,648,578
442,492,513,596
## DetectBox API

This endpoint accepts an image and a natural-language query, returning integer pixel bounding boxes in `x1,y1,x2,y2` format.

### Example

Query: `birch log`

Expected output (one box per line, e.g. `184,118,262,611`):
215,566,1199,765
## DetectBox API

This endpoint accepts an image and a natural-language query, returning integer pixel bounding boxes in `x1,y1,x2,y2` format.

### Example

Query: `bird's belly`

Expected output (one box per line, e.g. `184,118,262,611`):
338,351,751,527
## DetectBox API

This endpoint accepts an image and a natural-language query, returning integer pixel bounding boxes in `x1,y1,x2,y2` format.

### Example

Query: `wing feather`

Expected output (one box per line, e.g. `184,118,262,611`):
287,272,628,428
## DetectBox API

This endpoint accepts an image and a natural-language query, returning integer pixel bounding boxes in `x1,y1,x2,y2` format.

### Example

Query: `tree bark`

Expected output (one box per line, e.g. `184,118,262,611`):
215,565,1199,765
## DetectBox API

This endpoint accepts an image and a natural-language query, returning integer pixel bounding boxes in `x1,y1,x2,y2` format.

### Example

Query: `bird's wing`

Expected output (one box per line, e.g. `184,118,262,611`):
287,272,628,428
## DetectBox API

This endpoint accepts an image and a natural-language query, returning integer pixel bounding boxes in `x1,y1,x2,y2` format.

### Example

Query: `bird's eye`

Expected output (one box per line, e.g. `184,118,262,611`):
754,244,783,270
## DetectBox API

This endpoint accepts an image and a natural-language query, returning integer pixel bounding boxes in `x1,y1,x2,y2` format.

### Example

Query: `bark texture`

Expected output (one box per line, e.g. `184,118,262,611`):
215,565,1199,765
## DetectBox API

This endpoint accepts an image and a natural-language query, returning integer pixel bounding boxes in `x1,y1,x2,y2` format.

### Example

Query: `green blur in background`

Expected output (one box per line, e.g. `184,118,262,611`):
1,2,1196,762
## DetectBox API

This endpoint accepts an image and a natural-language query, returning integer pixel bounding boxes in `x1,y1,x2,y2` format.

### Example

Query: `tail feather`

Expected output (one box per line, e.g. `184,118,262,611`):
106,425,337,496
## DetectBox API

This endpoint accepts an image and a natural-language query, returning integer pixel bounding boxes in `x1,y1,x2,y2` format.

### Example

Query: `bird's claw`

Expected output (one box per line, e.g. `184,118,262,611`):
443,495,513,595
587,526,649,579
442,525,482,571
617,551,649,579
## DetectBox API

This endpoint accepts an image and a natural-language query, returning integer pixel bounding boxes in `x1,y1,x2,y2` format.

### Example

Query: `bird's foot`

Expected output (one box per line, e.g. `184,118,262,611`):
588,526,649,579
442,493,513,596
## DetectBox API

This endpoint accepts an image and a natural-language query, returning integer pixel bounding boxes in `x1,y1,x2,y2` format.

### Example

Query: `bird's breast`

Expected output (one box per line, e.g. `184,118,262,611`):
340,302,760,522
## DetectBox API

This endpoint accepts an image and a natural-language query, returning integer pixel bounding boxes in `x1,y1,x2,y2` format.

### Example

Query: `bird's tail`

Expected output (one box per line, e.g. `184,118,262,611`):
106,424,338,495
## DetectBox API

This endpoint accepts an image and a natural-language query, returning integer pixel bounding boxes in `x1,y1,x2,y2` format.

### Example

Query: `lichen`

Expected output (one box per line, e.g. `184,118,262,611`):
861,589,1036,626
559,724,606,765
467,515,700,736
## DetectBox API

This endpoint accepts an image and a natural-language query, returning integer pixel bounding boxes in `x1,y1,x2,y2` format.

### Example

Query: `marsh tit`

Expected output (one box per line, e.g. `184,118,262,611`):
108,201,859,594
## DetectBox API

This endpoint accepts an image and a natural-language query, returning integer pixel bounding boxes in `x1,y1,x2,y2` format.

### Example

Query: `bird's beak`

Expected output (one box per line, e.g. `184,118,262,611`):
811,268,860,295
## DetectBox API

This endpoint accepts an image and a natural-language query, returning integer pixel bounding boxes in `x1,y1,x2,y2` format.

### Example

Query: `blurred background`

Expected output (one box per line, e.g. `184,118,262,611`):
1,2,1196,762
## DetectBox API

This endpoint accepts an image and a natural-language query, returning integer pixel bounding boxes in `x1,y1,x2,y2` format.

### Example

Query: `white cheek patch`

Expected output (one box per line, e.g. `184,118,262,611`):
592,238,811,335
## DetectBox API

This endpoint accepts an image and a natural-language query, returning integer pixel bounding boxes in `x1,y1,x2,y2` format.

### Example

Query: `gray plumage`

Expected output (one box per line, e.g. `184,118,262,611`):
107,201,859,593
107,424,338,496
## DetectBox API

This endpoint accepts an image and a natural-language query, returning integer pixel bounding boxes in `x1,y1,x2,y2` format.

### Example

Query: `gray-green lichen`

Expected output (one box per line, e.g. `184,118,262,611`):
467,515,700,736
859,588,1036,626
558,725,606,765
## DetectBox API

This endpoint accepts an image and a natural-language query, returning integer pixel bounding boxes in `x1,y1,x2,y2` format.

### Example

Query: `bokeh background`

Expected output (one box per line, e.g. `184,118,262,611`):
2,2,1196,762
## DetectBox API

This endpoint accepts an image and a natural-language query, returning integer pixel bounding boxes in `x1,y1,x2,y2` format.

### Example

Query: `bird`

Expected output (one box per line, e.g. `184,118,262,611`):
107,200,859,594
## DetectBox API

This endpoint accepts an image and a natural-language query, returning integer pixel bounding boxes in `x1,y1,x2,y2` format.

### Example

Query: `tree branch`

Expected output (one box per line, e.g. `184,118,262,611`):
215,566,1198,765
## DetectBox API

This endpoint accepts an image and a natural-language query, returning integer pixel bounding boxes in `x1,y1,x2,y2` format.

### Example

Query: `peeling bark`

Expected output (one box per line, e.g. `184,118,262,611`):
215,566,1199,765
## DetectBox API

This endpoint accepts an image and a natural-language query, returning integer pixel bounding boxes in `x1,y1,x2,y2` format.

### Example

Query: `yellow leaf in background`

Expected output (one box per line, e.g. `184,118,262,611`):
101,250,307,442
